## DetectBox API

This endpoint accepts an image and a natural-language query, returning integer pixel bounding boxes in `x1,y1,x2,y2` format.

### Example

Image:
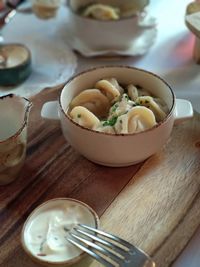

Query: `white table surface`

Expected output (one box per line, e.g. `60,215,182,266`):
75,1,200,266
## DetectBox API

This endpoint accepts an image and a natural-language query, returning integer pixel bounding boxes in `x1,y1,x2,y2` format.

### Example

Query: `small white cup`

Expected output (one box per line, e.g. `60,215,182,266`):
21,198,99,266
41,66,193,167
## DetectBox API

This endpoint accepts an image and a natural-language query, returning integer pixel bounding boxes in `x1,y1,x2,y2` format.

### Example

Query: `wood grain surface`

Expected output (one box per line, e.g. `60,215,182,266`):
91,112,200,267
0,86,200,267
0,86,143,267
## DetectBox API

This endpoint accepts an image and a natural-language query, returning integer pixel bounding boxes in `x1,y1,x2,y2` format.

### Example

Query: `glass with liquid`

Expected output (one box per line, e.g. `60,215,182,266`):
31,0,61,19
0,94,32,185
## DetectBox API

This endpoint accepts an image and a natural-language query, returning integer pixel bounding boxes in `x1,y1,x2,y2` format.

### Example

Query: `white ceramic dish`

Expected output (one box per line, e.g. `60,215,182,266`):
21,198,99,267
41,66,193,167
66,20,156,57
67,0,154,52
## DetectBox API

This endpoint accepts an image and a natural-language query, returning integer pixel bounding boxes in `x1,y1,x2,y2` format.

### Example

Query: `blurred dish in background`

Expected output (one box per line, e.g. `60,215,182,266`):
67,0,153,52
31,0,61,19
0,43,31,86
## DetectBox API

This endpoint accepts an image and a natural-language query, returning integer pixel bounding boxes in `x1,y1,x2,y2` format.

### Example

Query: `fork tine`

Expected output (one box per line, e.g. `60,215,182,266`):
74,227,128,257
79,224,153,261
79,224,137,249
68,236,116,267
69,232,124,265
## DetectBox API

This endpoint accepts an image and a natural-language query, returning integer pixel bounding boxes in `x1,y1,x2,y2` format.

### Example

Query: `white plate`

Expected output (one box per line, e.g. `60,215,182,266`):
62,13,157,57
54,6,157,57
67,27,157,57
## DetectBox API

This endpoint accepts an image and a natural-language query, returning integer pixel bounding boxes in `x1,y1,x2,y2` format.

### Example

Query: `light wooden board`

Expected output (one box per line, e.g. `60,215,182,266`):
91,113,200,267
0,86,199,267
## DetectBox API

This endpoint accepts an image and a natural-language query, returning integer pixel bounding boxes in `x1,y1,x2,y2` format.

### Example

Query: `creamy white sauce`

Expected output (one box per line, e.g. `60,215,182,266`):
24,199,97,262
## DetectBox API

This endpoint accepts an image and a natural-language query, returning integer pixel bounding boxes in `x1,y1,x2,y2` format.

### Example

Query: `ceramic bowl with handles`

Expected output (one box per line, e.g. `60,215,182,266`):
67,0,154,51
41,66,193,167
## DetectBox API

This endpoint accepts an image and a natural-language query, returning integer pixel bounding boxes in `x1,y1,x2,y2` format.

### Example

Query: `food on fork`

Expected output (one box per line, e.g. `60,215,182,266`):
67,78,168,134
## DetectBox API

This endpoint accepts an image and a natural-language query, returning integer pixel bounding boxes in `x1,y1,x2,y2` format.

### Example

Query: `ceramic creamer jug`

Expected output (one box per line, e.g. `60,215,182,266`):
0,94,32,185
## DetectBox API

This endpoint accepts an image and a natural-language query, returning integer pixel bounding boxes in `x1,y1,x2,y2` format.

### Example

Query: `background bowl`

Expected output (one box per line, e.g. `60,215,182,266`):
67,0,150,50
58,66,176,167
0,44,31,86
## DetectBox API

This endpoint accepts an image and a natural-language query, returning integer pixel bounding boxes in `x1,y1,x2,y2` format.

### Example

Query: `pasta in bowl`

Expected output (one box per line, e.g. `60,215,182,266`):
68,78,169,135
42,66,193,167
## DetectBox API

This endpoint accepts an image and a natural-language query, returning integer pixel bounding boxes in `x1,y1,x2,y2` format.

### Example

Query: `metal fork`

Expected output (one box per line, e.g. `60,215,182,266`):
67,224,156,267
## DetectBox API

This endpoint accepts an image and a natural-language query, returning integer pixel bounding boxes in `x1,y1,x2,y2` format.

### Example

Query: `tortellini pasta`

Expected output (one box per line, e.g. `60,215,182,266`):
114,106,157,134
136,96,167,122
127,84,151,101
70,106,100,129
82,4,120,20
68,78,169,135
69,89,110,117
80,3,145,20
106,78,124,95
95,79,120,103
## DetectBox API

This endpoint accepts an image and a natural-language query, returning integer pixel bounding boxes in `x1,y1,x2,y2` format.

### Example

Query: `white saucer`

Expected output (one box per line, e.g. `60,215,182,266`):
63,14,157,57
50,6,157,58
67,27,157,57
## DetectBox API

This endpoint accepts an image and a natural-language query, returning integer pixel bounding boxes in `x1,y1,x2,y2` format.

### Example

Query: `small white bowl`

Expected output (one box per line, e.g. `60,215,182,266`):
21,198,99,267
41,66,193,167
67,0,151,51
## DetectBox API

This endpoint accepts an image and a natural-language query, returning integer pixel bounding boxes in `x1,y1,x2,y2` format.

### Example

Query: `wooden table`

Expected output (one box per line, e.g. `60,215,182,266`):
0,84,199,267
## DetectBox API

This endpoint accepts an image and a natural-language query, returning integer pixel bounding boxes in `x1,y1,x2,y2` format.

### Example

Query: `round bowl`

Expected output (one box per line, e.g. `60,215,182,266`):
67,0,150,51
0,43,31,86
58,66,179,167
21,198,99,267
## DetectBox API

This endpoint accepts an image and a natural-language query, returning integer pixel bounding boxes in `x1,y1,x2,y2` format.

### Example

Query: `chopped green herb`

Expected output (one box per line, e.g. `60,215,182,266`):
77,114,81,118
120,120,122,124
39,239,47,252
103,116,118,126
111,104,118,112
124,94,129,100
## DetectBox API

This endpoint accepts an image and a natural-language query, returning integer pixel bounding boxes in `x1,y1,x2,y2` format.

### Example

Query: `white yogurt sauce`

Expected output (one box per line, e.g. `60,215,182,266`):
23,199,97,262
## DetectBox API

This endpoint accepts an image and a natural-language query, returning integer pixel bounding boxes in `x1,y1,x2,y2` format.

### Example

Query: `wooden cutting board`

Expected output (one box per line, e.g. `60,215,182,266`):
0,85,200,267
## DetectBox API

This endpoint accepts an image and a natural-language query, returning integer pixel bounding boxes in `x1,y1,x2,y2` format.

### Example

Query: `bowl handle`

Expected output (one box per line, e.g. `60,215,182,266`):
174,99,193,123
41,101,59,120
41,99,194,123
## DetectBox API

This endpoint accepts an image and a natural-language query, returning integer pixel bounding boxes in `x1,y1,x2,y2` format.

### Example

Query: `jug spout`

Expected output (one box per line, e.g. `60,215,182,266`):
0,94,33,185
